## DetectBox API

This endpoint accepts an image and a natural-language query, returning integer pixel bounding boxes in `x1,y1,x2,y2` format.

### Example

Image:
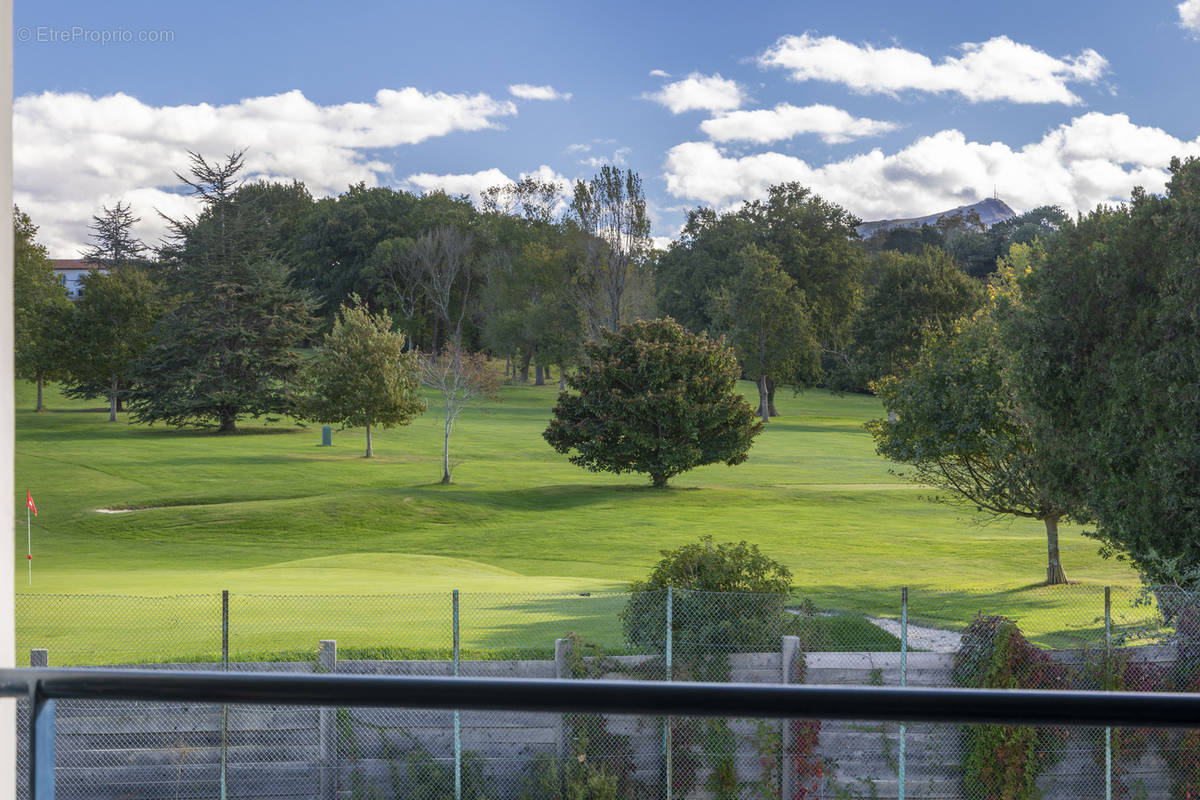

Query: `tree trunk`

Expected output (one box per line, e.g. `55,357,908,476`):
766,377,779,417
219,413,237,433
519,351,532,383
504,356,511,378
36,376,44,412
1044,514,1067,585
442,416,453,484
651,472,668,489
109,375,118,422
545,365,553,382
365,423,373,458
757,375,770,424
558,365,566,392
534,364,545,386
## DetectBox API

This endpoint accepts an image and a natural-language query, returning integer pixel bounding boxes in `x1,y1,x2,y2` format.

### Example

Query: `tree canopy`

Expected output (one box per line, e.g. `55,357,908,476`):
544,317,762,488
1007,157,1200,586
299,297,425,457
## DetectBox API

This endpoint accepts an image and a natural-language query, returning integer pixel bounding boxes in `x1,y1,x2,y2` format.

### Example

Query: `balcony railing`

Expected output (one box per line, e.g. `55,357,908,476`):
5,668,1200,800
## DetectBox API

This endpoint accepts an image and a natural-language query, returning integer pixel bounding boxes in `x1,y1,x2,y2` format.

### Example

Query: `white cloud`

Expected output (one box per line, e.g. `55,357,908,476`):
565,143,591,154
1181,0,1200,33
759,33,1107,105
644,73,745,114
580,146,631,168
701,103,900,145
663,112,1200,220
404,165,571,206
649,69,671,78
14,88,517,255
509,83,572,101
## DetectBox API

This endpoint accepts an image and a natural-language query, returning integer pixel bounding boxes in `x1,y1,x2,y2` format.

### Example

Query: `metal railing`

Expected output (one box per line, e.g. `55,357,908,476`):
6,668,1200,800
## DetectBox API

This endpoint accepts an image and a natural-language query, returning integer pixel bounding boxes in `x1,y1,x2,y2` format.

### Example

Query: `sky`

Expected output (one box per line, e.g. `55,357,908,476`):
14,0,1200,256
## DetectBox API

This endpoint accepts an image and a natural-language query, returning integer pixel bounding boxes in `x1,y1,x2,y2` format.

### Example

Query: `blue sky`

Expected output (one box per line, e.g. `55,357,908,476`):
15,0,1200,255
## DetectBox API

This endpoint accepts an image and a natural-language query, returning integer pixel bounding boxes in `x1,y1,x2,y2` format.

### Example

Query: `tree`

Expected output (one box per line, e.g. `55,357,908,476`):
63,268,164,422
420,346,499,484
867,248,1070,584
712,245,818,423
567,166,652,335
1007,157,1200,587
13,207,72,410
544,318,762,488
131,151,315,431
413,224,476,351
654,184,864,409
844,246,984,389
299,297,425,457
81,201,147,268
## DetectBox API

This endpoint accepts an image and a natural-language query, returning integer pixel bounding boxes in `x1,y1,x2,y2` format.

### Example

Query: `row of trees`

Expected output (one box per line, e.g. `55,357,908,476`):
869,157,1200,590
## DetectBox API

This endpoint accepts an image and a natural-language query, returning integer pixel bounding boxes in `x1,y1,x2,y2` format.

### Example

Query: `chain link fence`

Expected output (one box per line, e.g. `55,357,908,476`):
14,584,1200,800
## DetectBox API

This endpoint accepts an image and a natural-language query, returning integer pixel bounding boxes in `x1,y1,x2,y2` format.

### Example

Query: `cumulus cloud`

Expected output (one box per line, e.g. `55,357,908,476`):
759,33,1107,105
404,164,572,206
509,84,572,101
15,88,517,255
701,103,900,145
580,146,631,168
1181,0,1200,33
644,73,745,114
663,112,1200,219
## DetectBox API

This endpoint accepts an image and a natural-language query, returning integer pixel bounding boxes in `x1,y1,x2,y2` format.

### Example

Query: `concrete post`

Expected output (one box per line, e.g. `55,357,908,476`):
554,638,570,759
318,640,337,800
781,636,799,800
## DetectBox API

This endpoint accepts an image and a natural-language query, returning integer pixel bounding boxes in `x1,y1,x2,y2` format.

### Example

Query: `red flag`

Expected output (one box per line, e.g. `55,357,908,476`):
26,490,37,516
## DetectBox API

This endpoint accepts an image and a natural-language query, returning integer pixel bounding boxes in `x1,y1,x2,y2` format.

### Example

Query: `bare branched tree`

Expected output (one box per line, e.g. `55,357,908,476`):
419,345,499,484
412,225,475,350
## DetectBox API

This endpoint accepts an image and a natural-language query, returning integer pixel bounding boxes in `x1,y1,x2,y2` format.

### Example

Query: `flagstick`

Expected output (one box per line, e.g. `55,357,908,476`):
27,503,32,585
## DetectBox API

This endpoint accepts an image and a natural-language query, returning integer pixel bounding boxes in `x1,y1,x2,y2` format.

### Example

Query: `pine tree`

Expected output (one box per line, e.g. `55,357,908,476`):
130,152,315,431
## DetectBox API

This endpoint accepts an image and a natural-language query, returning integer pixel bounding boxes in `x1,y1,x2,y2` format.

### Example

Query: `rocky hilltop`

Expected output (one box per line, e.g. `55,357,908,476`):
857,197,1016,238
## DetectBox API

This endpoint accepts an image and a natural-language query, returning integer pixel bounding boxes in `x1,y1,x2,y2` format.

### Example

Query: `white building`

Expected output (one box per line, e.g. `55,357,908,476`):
50,259,106,299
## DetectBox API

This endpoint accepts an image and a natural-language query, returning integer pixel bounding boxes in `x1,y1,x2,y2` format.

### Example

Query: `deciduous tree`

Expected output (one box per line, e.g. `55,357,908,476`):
13,207,71,411
420,346,499,484
64,267,165,422
299,297,425,457
868,247,1070,584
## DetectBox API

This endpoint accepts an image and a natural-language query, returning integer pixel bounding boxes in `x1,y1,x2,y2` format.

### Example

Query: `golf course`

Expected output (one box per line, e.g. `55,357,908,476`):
12,377,1148,662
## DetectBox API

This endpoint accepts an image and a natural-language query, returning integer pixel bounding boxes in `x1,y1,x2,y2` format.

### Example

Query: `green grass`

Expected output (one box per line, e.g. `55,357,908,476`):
13,378,1149,663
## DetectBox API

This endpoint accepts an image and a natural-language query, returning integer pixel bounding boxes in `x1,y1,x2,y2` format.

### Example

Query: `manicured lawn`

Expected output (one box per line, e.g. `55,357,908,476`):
13,378,1147,663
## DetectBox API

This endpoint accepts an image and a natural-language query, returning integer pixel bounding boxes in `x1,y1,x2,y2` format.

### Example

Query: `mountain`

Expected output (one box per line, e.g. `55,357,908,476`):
857,197,1017,239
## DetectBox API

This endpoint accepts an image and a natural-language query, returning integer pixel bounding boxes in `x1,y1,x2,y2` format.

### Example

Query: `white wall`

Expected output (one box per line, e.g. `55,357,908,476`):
2,0,18,788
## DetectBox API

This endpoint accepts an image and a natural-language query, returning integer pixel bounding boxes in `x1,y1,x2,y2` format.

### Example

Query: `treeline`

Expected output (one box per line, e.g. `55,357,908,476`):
13,147,1066,433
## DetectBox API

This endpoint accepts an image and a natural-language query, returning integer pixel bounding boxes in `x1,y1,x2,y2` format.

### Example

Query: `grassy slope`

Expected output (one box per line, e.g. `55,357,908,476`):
13,379,1144,659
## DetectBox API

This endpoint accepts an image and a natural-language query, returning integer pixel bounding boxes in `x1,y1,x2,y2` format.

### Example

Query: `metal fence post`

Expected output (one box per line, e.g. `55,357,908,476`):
664,587,673,800
453,589,462,800
1105,586,1112,800
221,590,229,800
899,586,907,800
29,685,55,800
